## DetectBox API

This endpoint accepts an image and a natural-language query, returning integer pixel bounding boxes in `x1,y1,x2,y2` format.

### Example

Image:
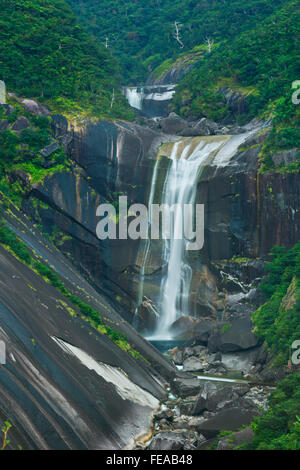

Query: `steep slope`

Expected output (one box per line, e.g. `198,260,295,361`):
0,197,175,449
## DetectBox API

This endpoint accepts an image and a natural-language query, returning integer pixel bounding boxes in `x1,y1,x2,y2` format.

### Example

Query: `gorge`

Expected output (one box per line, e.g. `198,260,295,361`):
0,0,299,452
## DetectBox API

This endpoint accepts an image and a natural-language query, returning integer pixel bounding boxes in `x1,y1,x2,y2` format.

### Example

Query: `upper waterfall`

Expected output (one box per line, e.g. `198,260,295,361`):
123,84,176,117
139,132,253,340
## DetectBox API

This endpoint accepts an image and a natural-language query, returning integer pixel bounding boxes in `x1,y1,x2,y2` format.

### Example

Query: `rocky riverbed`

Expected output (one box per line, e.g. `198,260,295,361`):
136,342,276,450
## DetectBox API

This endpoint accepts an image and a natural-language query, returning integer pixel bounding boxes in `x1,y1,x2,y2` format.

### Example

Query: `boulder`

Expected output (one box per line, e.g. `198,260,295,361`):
208,317,259,353
39,142,60,158
160,113,187,134
154,408,174,422
191,118,220,136
148,432,185,450
170,316,215,342
183,356,205,372
217,427,254,450
171,375,200,398
196,407,258,439
11,116,30,131
22,99,50,116
191,382,218,415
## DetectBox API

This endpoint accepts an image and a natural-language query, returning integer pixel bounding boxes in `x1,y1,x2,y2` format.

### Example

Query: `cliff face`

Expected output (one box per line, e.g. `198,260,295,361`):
20,115,300,329
22,118,166,317
0,201,174,450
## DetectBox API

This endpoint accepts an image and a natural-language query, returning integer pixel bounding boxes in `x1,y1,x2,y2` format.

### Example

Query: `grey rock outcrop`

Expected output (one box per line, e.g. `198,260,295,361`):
196,407,258,439
208,317,259,353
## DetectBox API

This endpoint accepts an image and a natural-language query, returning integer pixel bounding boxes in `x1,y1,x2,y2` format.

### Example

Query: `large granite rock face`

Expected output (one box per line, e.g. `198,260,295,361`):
0,202,176,450
19,116,300,333
22,119,165,318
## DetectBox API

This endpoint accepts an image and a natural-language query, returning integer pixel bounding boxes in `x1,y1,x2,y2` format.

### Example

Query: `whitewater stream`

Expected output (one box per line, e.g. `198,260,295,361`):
125,87,253,339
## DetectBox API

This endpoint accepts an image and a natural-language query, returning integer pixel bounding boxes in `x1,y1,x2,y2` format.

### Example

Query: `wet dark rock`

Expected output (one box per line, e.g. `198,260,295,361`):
191,382,218,415
51,114,69,139
171,375,200,398
208,317,259,353
196,408,259,439
171,316,215,342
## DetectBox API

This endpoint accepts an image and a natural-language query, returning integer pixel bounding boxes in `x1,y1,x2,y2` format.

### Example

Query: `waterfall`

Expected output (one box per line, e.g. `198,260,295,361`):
124,87,144,111
153,138,229,339
136,132,253,339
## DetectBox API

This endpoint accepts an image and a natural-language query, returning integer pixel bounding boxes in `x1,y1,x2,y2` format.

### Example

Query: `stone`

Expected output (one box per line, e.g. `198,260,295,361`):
217,427,254,450
0,80,6,104
135,298,159,333
192,118,220,135
171,375,200,398
22,99,40,115
170,316,215,342
11,116,30,131
208,317,259,353
183,356,205,372
148,432,185,450
154,408,174,421
39,142,60,158
196,408,258,439
160,113,188,134
191,382,218,415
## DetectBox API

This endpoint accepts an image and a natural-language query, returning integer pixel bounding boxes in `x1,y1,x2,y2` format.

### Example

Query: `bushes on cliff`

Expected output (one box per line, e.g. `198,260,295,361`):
252,241,300,364
243,373,300,450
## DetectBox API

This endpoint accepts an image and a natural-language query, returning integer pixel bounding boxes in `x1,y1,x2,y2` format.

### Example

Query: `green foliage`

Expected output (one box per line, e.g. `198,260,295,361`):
67,0,287,83
244,373,300,449
252,241,300,363
0,222,32,264
171,0,299,154
0,0,133,120
1,421,12,451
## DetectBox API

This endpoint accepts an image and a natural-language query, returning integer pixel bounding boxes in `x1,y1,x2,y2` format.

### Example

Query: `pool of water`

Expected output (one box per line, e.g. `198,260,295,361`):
149,340,188,355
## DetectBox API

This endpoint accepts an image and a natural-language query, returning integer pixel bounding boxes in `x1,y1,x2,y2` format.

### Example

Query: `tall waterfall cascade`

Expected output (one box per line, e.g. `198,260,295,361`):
137,132,253,340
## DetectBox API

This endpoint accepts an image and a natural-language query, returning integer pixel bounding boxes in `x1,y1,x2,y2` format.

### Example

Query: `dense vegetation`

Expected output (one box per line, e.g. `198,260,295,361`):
0,0,133,119
253,241,300,365
244,373,300,449
68,0,299,155
67,0,287,82
172,1,300,152
0,99,68,206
